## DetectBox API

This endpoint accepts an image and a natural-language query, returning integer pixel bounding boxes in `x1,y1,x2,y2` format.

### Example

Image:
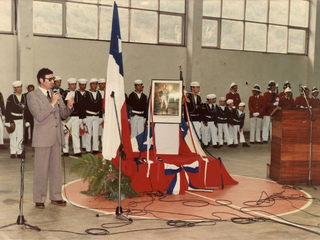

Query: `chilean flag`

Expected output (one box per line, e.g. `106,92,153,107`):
102,2,132,161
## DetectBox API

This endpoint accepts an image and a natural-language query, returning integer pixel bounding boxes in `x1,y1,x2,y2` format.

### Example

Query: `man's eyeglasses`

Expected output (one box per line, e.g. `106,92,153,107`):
44,77,55,82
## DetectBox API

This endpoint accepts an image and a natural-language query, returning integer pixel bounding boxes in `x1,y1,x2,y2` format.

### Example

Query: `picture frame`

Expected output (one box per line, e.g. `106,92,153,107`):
151,79,183,123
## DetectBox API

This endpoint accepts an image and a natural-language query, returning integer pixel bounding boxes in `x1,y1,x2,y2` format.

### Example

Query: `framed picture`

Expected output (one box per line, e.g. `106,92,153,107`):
151,79,183,123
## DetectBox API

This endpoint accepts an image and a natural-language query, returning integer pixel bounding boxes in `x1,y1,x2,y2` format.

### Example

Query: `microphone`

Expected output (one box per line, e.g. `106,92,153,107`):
110,91,115,98
299,84,306,93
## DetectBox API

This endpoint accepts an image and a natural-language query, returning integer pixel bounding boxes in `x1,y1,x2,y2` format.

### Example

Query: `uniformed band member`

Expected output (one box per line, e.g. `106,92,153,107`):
278,81,292,98
127,79,148,139
78,78,89,151
0,92,6,149
248,84,265,144
226,99,235,144
185,81,202,140
230,102,250,147
216,97,234,147
5,81,30,158
201,94,219,148
310,87,320,108
24,84,35,145
226,82,241,109
62,78,85,156
84,78,103,154
295,86,310,108
262,80,278,143
279,87,295,108
52,76,65,96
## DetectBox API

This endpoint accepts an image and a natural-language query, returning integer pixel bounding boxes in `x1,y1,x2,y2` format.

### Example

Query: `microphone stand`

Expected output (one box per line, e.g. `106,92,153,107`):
96,91,131,221
300,88,316,186
0,103,40,231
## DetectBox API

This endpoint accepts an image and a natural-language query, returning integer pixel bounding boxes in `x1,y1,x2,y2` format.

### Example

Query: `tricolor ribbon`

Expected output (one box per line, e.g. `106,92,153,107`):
165,161,213,195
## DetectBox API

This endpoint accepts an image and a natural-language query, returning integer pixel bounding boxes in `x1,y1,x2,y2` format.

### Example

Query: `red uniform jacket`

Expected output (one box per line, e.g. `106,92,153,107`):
310,97,320,108
279,96,295,108
263,91,277,116
294,95,310,108
226,92,241,108
248,95,266,119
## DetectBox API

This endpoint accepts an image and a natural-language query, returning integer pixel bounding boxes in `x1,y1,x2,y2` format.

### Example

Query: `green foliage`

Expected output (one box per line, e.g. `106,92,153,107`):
70,154,140,201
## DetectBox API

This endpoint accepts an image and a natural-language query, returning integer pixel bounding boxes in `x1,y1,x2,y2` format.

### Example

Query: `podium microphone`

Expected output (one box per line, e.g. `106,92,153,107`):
299,84,305,92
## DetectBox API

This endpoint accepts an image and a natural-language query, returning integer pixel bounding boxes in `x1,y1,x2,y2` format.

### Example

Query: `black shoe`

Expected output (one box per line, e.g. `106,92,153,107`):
0,145,7,149
92,151,100,155
263,141,268,144
73,153,82,157
228,144,237,148
82,148,86,151
212,145,220,149
202,144,208,149
63,153,69,157
234,144,238,147
10,154,16,158
35,202,45,209
243,143,250,147
51,200,66,206
250,142,255,144
17,154,24,158
257,141,263,144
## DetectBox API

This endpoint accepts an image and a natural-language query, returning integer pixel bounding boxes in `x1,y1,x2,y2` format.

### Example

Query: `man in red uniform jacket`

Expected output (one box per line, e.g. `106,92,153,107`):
310,87,320,108
295,86,310,108
248,84,265,144
262,80,278,143
279,87,295,108
226,82,241,109
278,81,292,98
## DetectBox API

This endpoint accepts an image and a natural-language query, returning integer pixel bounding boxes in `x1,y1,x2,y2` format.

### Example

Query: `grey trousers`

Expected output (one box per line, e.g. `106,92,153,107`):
33,141,63,203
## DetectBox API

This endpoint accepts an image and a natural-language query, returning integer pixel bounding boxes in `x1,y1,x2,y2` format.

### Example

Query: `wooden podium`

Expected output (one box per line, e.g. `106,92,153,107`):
270,109,320,185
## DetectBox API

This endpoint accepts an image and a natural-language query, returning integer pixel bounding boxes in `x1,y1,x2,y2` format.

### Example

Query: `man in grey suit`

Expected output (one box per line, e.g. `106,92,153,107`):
27,68,74,209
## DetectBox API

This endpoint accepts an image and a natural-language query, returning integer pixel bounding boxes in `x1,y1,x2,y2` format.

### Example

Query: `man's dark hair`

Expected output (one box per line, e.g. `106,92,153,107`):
37,68,53,84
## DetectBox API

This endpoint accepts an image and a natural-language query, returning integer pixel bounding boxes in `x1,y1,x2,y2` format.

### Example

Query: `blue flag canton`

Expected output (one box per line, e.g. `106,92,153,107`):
110,2,123,76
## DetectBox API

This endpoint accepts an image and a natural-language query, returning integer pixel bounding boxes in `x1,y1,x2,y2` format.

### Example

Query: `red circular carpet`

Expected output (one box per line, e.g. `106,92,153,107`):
62,175,312,220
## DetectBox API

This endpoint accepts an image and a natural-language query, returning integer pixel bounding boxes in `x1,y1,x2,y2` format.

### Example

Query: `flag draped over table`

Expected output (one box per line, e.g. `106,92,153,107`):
102,2,132,160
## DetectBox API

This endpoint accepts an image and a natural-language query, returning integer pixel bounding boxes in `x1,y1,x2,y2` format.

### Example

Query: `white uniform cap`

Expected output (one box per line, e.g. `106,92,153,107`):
312,86,319,93
219,97,226,101
206,94,216,99
226,99,234,105
89,78,98,83
134,79,143,85
55,76,62,81
284,87,292,93
67,78,77,84
239,102,245,107
12,80,22,87
78,78,88,84
190,81,200,87
230,82,237,88
98,78,106,83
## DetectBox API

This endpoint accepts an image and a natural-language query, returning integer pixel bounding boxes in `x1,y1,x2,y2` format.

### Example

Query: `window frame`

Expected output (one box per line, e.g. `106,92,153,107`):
32,0,186,46
202,0,310,56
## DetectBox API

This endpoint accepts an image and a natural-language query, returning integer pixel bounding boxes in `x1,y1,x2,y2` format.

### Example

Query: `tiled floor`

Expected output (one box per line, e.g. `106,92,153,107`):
0,140,320,239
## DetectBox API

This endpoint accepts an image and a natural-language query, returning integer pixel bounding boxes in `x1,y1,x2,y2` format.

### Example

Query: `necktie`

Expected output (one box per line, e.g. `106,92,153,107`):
47,91,51,99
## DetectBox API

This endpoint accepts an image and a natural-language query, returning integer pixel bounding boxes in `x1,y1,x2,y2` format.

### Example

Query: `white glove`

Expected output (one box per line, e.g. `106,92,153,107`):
83,118,87,124
99,118,103,124
1,116,4,122
300,106,305,108
4,123,10,127
253,112,259,117
273,102,279,106
276,97,279,102
25,122,30,127
276,83,279,88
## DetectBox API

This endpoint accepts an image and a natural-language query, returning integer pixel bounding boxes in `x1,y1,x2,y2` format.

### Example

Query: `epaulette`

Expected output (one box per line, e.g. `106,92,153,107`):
186,97,190,103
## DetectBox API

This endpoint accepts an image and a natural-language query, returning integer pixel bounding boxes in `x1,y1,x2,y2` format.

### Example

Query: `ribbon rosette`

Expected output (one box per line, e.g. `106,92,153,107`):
165,161,213,195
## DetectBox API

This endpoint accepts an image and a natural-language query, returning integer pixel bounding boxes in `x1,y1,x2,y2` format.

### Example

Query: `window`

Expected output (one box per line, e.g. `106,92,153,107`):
33,0,185,46
0,0,12,32
202,0,309,55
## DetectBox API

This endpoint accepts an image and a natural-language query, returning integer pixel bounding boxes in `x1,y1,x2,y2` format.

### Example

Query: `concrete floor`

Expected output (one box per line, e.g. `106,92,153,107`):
0,139,320,240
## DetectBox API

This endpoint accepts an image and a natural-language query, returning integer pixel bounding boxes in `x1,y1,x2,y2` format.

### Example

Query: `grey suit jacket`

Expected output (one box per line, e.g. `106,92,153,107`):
27,88,73,148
